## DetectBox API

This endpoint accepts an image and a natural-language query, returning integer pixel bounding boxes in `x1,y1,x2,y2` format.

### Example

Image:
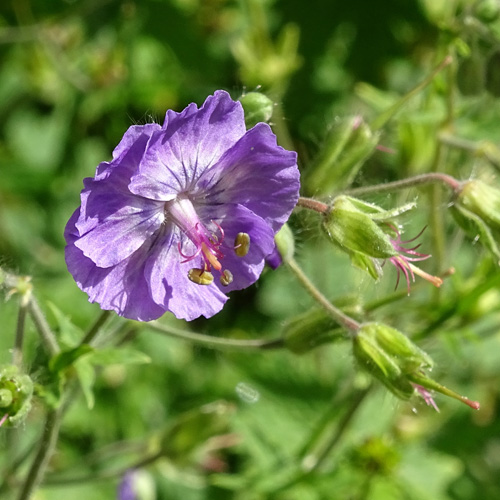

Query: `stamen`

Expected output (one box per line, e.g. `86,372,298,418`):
234,233,250,257
188,268,214,285
220,270,233,286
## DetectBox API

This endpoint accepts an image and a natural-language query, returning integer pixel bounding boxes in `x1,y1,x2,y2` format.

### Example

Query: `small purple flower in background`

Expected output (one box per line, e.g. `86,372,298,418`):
65,91,300,321
118,470,137,500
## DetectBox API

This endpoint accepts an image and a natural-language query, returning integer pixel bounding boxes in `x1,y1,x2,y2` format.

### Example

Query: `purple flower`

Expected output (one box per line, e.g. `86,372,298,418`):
65,91,300,321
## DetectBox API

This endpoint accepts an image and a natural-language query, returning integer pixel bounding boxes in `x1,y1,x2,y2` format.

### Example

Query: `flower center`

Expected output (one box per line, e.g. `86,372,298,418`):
164,195,249,287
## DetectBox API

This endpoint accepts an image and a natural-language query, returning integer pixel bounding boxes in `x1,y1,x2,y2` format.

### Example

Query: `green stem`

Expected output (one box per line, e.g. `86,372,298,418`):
0,440,36,497
370,55,453,131
27,297,60,356
267,387,371,496
302,387,371,472
16,406,63,500
147,321,285,351
429,145,447,278
79,310,112,346
44,451,163,486
271,96,296,154
296,197,329,213
439,132,479,153
287,257,360,333
13,300,27,367
345,172,460,197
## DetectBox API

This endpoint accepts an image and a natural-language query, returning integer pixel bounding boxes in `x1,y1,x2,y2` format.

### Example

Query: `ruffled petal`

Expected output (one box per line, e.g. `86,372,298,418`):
128,91,247,200
65,210,165,322
195,123,300,232
144,224,228,321
95,123,161,181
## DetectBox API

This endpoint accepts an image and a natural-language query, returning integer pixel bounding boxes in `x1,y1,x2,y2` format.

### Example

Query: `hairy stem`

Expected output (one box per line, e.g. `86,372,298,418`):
370,55,453,131
302,387,371,472
147,321,285,351
79,310,112,346
287,257,360,333
13,301,28,367
27,297,60,356
345,172,461,197
296,197,329,213
44,450,163,486
16,406,63,500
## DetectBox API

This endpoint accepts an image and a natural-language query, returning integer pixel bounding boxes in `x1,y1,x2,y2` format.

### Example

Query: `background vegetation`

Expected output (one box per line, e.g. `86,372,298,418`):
1,0,500,499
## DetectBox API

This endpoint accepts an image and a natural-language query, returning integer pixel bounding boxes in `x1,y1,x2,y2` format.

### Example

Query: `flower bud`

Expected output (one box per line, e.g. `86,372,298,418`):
239,92,274,129
0,365,33,427
353,323,479,410
451,179,500,261
267,223,295,269
307,117,380,194
353,323,430,400
283,297,361,354
474,0,500,23
322,196,415,279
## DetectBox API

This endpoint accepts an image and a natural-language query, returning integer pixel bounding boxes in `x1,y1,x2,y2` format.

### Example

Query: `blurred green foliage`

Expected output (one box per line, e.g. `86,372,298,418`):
1,0,500,499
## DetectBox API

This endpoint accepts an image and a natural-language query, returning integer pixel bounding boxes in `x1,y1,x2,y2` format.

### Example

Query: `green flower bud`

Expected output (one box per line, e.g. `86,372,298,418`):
474,0,500,23
451,179,500,261
0,365,33,427
322,196,415,279
274,223,295,264
283,298,361,354
361,323,432,373
307,116,380,194
486,50,500,98
239,92,274,129
457,55,485,96
353,323,421,400
353,323,479,410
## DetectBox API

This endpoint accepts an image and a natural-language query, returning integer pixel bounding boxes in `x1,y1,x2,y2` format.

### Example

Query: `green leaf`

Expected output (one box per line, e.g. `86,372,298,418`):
46,301,84,347
74,358,96,409
49,345,94,374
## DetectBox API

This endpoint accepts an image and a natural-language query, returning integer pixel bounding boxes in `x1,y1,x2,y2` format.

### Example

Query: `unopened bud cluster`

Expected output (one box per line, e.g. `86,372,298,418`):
322,196,415,280
0,365,33,427
452,179,500,261
353,322,432,400
353,323,480,410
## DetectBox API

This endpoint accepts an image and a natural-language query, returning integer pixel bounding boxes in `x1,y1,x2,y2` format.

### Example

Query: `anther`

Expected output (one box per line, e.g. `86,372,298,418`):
234,232,250,257
220,269,233,286
188,268,214,285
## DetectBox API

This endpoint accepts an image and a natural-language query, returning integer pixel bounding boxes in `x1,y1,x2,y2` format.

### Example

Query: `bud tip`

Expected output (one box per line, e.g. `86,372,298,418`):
463,397,480,410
